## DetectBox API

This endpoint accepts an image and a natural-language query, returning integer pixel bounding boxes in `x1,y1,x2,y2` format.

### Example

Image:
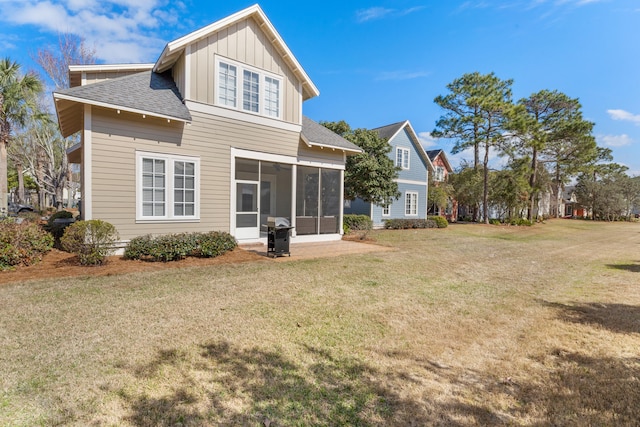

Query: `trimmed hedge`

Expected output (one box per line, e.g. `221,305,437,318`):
124,231,237,262
383,218,437,229
61,220,119,266
428,215,449,228
0,218,54,270
343,214,373,233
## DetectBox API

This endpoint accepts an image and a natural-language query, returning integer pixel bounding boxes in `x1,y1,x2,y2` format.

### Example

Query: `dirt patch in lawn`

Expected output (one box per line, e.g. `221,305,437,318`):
0,248,264,285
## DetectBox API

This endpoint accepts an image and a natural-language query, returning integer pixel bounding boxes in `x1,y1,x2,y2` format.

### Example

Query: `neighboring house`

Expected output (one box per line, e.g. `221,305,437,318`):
53,5,361,246
344,120,434,227
426,149,456,222
562,186,588,218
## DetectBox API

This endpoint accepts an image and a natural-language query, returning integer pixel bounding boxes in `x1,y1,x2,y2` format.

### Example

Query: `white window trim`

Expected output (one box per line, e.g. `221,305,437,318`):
215,55,283,120
382,204,390,217
136,151,201,222
435,166,445,182
405,191,418,216
396,147,410,170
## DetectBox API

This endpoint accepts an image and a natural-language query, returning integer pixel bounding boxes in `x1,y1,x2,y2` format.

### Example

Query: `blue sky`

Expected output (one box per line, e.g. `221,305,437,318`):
1,0,639,174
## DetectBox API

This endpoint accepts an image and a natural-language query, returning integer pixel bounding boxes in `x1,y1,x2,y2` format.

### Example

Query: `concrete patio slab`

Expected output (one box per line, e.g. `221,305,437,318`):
240,239,394,261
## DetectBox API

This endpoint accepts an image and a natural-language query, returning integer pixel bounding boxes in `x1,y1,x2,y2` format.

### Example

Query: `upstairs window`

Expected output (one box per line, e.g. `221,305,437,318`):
218,63,237,107
396,147,410,170
434,166,445,182
216,57,282,119
264,77,280,117
242,70,260,113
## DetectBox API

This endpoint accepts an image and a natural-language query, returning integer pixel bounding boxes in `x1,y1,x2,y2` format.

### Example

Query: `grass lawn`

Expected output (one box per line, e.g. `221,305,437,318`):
1,220,639,426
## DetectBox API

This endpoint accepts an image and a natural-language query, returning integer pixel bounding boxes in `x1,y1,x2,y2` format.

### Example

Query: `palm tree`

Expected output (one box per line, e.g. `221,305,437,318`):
0,58,43,214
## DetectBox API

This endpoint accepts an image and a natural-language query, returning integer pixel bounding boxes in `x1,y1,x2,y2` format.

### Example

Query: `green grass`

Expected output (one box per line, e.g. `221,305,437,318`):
1,220,640,425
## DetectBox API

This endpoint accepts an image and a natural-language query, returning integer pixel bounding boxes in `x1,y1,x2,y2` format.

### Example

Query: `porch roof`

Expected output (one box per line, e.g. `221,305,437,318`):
301,116,362,154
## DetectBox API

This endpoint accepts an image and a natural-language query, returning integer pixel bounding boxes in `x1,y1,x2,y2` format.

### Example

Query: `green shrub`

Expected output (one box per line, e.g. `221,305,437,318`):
61,220,119,266
343,214,372,232
428,215,449,228
0,218,53,270
124,231,237,262
489,218,502,225
508,218,533,226
383,218,437,229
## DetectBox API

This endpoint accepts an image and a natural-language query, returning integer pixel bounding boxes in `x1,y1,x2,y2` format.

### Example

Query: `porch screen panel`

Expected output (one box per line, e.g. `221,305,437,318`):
296,166,319,235
320,169,340,234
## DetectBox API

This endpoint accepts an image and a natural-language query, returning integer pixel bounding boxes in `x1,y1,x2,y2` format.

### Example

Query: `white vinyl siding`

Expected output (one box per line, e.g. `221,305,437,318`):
405,191,418,216
216,57,282,119
217,62,237,107
396,147,410,170
136,151,200,221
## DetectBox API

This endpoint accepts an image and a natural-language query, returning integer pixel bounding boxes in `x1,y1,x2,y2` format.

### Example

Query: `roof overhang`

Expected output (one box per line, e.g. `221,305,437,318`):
153,4,319,101
300,132,362,155
66,142,81,163
53,92,191,138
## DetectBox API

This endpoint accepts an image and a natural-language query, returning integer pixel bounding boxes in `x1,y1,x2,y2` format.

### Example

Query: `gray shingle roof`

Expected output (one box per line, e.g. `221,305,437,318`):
55,71,192,122
301,116,362,153
426,149,443,162
372,121,406,141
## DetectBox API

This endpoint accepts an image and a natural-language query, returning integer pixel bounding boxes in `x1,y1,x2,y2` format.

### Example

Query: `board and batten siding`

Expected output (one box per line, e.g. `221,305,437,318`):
89,107,314,241
84,71,146,86
186,17,302,124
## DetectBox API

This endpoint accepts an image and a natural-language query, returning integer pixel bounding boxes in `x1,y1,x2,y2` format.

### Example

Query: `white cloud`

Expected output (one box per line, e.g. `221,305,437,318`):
418,132,438,148
0,0,180,63
356,6,423,23
607,109,640,125
374,70,429,81
597,134,633,147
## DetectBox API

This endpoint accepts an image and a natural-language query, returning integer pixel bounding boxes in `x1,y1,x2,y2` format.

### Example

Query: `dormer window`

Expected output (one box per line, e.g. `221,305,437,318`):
216,57,282,119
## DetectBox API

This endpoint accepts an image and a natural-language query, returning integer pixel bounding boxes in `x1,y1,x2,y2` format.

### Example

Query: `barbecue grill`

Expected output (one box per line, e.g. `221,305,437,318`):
266,216,293,258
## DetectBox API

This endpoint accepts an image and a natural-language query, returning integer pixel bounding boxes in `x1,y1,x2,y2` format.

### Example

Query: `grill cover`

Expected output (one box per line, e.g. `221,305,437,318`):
267,217,290,228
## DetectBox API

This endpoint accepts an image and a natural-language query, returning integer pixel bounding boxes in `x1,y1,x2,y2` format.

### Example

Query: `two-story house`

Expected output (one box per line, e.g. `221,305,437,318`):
426,149,456,221
53,5,361,246
344,120,434,227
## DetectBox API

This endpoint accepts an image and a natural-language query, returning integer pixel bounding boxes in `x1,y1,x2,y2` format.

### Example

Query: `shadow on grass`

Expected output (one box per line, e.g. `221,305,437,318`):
528,350,640,426
540,300,640,334
606,262,640,273
116,341,510,426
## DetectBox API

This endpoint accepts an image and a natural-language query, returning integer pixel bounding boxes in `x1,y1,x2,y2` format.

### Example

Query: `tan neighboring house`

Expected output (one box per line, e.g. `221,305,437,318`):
53,5,361,247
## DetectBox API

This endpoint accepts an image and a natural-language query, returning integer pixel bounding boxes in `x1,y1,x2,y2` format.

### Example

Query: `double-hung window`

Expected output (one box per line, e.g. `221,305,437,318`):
434,166,445,182
218,62,237,107
216,57,282,119
242,70,260,113
382,204,390,217
137,151,200,221
396,147,410,170
405,192,418,216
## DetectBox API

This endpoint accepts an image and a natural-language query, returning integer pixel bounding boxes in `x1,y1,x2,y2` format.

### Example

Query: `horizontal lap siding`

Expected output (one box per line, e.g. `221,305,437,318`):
392,128,428,183
90,107,301,241
189,17,301,124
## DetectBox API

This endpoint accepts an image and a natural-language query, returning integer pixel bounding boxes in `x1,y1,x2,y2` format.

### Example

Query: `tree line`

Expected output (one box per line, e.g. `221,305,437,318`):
432,72,640,223
1,35,95,214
